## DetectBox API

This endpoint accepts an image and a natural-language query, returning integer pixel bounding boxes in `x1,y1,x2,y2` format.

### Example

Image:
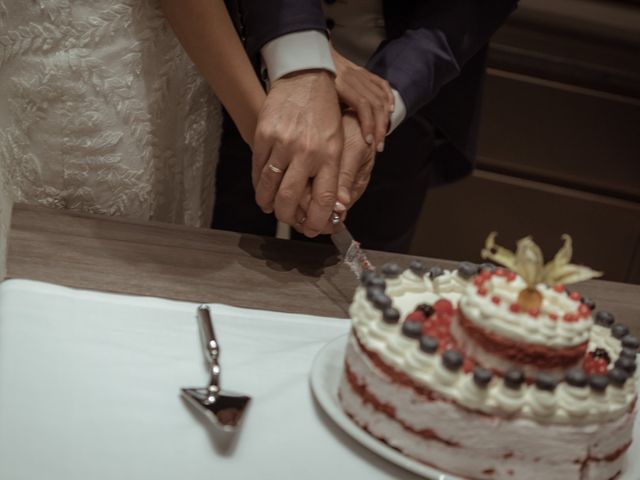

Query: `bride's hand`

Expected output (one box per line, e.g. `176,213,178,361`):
331,45,394,153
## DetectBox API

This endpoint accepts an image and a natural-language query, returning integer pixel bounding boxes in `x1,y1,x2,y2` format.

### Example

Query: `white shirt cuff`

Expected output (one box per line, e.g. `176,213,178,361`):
388,89,407,135
261,30,336,83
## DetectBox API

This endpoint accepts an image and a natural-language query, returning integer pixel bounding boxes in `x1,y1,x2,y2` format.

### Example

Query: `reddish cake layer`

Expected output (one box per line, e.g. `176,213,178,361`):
342,363,629,480
341,333,633,480
457,310,588,369
343,361,460,447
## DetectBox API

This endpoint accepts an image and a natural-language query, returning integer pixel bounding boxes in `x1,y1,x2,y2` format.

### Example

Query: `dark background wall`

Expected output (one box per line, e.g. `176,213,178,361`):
410,0,640,284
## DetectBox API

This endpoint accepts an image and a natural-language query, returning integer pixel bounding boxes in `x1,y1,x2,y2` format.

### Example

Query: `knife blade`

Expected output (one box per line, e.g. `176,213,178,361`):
331,225,374,278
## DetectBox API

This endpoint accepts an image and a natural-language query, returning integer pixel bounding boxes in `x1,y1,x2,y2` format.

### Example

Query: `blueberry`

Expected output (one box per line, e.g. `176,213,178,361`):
614,356,636,375
457,261,479,280
534,372,558,391
589,375,610,392
366,286,385,302
442,350,464,371
479,262,496,273
382,307,400,324
363,273,386,290
401,320,422,339
595,311,615,328
409,260,428,277
612,324,630,339
360,270,376,285
429,266,444,279
419,335,439,354
504,368,525,389
620,348,638,360
565,368,588,388
581,296,596,310
416,303,435,318
370,292,392,310
382,263,402,279
473,367,492,387
608,367,629,388
622,335,640,350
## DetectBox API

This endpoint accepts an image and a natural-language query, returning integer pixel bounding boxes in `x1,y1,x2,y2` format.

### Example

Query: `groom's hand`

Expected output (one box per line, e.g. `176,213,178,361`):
293,112,375,236
252,70,344,238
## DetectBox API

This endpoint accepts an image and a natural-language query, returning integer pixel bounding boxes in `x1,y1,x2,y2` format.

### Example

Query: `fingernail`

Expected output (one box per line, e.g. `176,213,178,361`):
334,201,347,213
365,134,373,144
377,142,385,153
390,103,395,112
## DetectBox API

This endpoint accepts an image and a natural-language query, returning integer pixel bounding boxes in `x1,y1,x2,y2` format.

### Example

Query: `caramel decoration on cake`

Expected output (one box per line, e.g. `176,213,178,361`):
481,232,602,311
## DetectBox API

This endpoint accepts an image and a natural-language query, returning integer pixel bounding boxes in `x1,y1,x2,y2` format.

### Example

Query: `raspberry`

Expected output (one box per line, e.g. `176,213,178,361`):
506,272,517,282
479,269,493,280
563,313,578,323
477,286,488,296
491,296,501,305
553,284,565,293
578,304,591,318
583,355,608,375
434,298,454,315
548,313,559,321
495,268,506,276
569,291,582,301
528,308,540,318
406,311,427,324
509,304,521,313
592,348,611,363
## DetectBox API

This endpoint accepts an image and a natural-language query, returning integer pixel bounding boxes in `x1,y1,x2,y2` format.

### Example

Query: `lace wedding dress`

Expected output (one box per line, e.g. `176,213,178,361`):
0,0,222,277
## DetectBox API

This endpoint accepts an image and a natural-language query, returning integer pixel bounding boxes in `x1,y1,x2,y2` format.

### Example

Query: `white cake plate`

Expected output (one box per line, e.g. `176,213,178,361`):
310,335,640,480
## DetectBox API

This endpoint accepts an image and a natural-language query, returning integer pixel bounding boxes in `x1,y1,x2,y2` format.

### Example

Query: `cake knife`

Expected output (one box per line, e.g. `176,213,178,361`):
330,214,374,279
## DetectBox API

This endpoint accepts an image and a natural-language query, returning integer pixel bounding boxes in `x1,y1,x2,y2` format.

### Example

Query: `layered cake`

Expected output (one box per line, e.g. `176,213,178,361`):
339,234,638,480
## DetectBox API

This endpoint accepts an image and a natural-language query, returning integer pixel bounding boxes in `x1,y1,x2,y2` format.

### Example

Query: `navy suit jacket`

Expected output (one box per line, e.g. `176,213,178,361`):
235,0,518,186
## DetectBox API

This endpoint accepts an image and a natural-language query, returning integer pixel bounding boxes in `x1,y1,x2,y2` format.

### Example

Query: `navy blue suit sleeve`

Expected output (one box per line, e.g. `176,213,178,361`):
366,0,517,119
238,0,328,55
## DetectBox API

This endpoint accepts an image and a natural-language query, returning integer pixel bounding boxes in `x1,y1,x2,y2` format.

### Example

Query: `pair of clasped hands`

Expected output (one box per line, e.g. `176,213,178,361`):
251,47,394,237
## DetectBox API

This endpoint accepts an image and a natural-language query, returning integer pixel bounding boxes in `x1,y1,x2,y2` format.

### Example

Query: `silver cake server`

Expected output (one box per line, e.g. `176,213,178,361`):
181,305,251,433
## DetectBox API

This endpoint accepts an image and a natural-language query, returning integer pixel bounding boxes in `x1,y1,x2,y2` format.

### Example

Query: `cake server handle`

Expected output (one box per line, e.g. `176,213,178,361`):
197,305,221,394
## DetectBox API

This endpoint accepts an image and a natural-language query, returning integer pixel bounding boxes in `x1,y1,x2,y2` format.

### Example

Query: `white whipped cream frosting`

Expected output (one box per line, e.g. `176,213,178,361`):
459,276,592,347
349,268,638,425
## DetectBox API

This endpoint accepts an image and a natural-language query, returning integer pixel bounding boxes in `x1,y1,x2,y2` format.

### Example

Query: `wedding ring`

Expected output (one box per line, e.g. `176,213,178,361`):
268,164,284,174
331,212,341,225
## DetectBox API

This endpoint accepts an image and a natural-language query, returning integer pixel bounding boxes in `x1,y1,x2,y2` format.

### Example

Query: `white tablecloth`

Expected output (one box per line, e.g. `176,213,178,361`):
0,280,421,480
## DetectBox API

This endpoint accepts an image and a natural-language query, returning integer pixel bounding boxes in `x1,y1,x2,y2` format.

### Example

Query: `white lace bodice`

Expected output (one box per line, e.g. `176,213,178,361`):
0,0,222,277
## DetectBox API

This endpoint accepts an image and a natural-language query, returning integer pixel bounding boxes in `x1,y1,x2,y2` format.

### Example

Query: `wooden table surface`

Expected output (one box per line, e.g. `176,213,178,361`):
5,204,640,336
